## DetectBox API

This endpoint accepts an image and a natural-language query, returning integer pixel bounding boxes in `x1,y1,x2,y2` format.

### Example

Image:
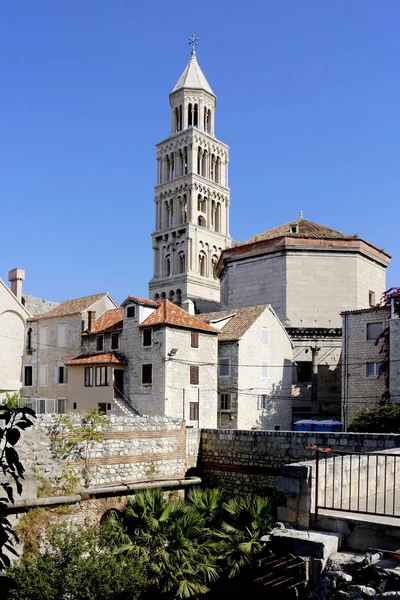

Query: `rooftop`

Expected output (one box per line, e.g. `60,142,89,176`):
121,295,160,309
36,292,110,319
139,300,218,334
82,308,123,335
66,352,127,366
171,49,214,96
198,305,269,342
243,218,359,245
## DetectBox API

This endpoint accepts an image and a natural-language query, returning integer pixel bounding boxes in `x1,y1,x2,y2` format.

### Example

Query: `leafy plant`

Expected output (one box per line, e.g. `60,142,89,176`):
349,404,400,433
375,286,400,402
0,396,35,569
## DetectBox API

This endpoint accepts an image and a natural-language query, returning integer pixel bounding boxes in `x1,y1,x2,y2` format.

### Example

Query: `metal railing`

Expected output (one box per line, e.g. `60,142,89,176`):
313,446,400,519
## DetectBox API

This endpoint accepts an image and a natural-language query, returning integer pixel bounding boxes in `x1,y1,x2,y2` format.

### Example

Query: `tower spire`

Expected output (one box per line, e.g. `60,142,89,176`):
188,33,198,56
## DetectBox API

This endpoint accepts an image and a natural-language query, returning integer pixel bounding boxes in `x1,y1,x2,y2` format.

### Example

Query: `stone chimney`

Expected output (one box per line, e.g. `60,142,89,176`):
8,268,25,303
87,310,96,333
181,298,195,315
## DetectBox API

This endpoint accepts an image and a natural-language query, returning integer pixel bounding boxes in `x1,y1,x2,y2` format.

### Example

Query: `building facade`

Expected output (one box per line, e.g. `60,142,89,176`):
148,47,231,312
199,305,293,430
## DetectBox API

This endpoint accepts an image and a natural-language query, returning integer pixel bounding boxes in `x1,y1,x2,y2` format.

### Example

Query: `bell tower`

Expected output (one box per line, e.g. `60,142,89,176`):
148,38,231,312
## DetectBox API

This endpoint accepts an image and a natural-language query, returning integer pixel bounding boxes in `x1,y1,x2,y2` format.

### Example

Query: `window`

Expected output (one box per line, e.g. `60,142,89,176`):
367,322,383,341
85,366,93,387
142,364,153,385
56,366,66,384
290,224,298,234
58,325,68,347
219,357,230,377
111,333,119,350
191,331,199,348
261,361,268,379
39,365,48,386
96,335,104,352
24,366,33,386
190,365,199,385
39,327,48,347
73,402,77,410
219,393,231,411
369,291,376,307
189,402,199,421
366,362,381,377
127,306,136,319
26,328,32,350
96,366,109,386
297,361,312,383
257,394,269,410
143,329,152,347
56,398,66,414
262,327,269,344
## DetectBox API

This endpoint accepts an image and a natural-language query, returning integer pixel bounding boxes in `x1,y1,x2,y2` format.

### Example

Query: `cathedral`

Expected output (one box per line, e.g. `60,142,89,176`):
149,44,391,420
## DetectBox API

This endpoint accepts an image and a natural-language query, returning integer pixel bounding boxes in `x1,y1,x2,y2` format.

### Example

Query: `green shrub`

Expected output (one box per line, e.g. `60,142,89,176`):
349,405,400,433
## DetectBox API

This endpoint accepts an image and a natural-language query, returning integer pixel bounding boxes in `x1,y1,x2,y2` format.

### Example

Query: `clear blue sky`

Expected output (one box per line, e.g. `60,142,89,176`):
1,1,399,304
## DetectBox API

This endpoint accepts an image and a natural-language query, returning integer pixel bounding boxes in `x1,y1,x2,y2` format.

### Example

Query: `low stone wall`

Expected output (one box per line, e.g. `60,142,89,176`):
199,429,400,496
22,414,187,492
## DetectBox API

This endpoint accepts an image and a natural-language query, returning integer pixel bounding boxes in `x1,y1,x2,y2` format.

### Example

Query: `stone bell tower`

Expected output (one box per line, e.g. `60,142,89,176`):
148,38,231,312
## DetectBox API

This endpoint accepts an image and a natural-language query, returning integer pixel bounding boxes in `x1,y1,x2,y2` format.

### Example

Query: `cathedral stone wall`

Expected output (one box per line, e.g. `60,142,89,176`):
390,318,400,404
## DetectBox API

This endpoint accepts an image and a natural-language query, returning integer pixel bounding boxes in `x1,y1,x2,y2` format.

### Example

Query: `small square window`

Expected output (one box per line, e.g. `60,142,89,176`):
96,335,104,352
111,333,119,350
143,329,152,347
58,366,65,384
290,224,298,234
219,358,230,377
84,367,93,387
262,327,269,344
366,362,381,377
190,365,199,385
142,364,153,385
191,331,199,348
73,402,77,410
257,394,269,410
24,366,33,386
219,393,231,411
369,291,376,307
127,306,136,318
189,402,199,421
366,322,383,341
95,366,108,386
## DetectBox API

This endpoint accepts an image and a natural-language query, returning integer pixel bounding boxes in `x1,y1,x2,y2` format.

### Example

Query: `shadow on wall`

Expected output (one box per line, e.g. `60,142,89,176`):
254,359,293,430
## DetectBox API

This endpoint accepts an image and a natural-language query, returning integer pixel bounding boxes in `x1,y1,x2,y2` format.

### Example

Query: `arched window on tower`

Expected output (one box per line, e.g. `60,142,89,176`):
210,154,215,181
161,292,166,300
198,216,206,227
211,255,218,280
215,203,221,233
199,253,206,277
202,150,208,178
169,290,175,303
204,108,211,133
194,104,198,127
176,289,182,305
170,153,175,179
175,107,179,132
154,293,160,301
197,194,206,213
197,147,202,174
188,103,193,127
215,157,221,184
182,195,188,223
165,255,171,277
178,252,185,273
183,147,188,174
168,201,174,227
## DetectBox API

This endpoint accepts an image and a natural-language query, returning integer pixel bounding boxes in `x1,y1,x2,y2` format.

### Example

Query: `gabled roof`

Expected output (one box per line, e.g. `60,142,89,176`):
171,50,214,95
82,308,123,335
66,352,127,366
0,278,31,317
243,218,357,245
198,305,269,342
139,300,218,334
121,295,160,309
37,292,113,319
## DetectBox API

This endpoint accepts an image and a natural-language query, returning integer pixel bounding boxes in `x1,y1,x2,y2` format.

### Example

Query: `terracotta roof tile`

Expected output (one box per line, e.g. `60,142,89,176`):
66,352,127,366
82,308,123,335
38,292,110,319
121,295,160,308
139,300,218,333
243,219,356,245
341,306,390,316
198,305,268,341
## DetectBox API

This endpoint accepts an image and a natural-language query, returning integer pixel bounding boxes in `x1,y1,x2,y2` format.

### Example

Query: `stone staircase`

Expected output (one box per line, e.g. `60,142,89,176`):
112,391,141,417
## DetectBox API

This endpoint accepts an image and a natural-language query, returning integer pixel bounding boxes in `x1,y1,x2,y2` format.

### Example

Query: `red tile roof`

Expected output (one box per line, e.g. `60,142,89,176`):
198,305,269,341
66,352,127,366
82,308,123,335
39,292,110,319
121,295,160,308
139,300,218,334
243,219,357,245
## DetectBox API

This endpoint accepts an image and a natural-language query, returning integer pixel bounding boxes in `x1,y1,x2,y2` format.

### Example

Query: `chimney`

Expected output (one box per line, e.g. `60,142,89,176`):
8,268,25,303
181,298,195,315
87,310,96,333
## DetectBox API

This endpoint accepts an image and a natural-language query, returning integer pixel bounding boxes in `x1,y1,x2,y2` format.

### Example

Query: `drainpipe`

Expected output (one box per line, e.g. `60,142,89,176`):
310,346,321,417
6,477,202,513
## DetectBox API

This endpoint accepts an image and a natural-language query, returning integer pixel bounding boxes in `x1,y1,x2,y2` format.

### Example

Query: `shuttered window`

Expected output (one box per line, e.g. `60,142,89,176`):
190,366,199,385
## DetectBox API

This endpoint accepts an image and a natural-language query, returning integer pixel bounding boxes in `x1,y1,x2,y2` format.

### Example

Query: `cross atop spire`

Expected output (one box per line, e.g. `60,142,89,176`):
188,34,198,55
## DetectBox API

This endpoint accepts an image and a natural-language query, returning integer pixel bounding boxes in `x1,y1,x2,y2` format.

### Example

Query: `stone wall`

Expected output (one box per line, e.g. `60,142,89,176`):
390,318,400,403
198,429,400,496
21,414,187,493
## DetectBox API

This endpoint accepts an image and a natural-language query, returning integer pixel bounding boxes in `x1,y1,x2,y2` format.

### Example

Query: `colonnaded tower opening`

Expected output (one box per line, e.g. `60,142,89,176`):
148,36,232,313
